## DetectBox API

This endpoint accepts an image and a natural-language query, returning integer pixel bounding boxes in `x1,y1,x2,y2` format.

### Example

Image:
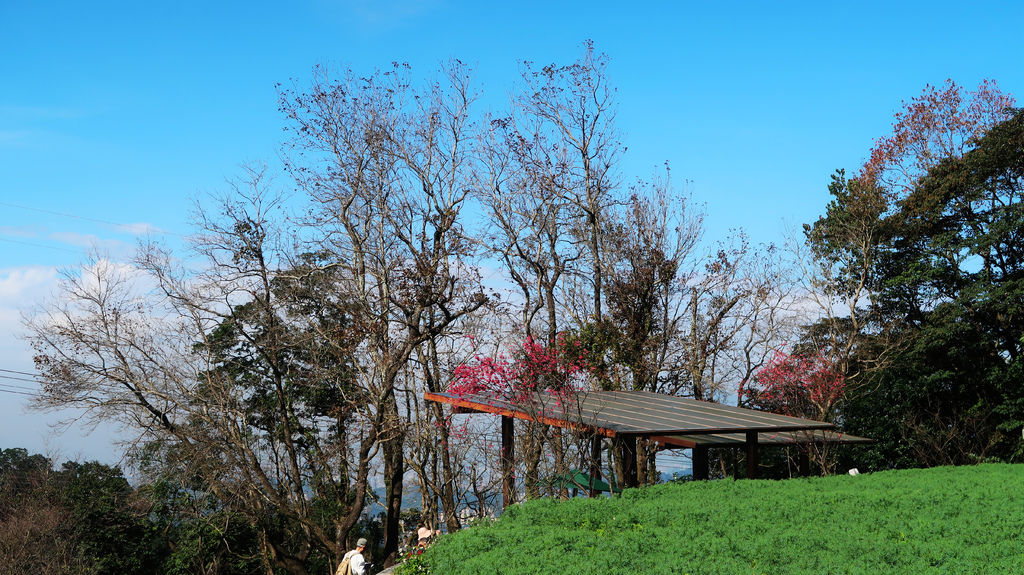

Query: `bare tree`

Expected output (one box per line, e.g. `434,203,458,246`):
518,42,622,326
478,114,581,499
475,42,626,498
279,61,488,566
28,175,372,575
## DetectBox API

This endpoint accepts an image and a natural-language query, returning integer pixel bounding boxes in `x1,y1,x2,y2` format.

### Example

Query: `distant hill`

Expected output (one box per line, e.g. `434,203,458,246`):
401,464,1024,574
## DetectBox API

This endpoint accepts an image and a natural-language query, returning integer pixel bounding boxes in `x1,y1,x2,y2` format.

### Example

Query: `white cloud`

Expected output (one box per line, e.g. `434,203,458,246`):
78,258,147,292
47,231,133,253
0,266,60,371
0,266,58,303
0,267,59,436
0,264,128,465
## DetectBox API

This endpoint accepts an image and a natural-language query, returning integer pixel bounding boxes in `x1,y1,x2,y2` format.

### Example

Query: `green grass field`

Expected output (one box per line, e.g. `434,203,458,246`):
399,464,1024,574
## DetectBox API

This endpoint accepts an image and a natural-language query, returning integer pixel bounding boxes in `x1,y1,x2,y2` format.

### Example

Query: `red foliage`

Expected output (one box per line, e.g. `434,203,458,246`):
861,79,1015,198
449,335,591,408
740,350,845,422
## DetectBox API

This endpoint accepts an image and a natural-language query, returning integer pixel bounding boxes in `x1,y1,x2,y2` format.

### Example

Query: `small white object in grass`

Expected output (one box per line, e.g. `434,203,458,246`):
848,468,860,476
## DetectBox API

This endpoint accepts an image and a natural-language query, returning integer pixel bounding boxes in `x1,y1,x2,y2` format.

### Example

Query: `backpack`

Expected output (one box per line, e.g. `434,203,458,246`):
335,554,352,575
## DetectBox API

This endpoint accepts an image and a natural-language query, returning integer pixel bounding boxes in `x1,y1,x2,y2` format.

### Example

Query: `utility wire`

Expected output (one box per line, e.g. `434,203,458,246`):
0,370,44,395
0,368,39,377
0,384,36,392
0,236,84,254
0,373,41,385
0,200,183,237
0,384,36,393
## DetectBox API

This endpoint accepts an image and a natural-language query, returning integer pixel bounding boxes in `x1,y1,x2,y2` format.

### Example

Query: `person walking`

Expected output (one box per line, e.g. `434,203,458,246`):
337,538,369,575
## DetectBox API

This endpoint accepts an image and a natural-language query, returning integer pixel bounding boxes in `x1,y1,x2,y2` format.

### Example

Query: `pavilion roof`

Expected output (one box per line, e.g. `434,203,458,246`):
425,389,865,445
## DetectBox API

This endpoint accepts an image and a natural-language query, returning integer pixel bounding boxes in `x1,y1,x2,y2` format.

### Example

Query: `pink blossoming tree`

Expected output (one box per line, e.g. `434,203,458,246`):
449,335,591,408
448,335,595,499
740,349,847,475
741,349,846,422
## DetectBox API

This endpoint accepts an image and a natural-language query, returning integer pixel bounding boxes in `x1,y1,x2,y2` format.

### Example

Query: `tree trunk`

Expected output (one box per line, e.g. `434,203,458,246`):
424,338,462,534
524,422,543,500
550,427,569,499
437,415,462,533
381,395,404,567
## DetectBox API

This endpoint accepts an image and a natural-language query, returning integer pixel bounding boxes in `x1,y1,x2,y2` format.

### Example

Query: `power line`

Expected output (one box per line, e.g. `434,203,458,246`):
0,236,84,254
0,368,39,377
0,373,41,386
1,200,126,227
0,369,44,395
0,386,37,397
0,200,183,237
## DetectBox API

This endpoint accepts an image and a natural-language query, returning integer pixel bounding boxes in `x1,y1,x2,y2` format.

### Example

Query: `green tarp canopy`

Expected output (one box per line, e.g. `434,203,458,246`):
548,469,619,493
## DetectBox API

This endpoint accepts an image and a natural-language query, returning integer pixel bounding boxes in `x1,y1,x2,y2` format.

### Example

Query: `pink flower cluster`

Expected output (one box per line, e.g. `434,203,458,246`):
449,335,592,409
741,349,846,421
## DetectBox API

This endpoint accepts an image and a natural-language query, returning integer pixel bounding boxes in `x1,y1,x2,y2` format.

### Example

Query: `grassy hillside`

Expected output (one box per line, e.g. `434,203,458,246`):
400,464,1024,574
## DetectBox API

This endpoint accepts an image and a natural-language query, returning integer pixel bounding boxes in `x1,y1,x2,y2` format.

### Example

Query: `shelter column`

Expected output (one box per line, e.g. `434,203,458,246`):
617,435,638,489
692,445,709,481
745,431,759,479
798,447,810,477
501,416,515,508
589,435,602,497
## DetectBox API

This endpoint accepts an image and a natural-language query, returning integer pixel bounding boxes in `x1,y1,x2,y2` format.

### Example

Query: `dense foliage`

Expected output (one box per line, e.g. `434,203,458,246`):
403,464,1024,574
820,104,1024,468
0,448,164,574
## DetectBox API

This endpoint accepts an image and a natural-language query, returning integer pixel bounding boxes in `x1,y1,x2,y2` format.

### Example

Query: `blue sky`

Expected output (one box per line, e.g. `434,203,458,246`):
2,0,1023,464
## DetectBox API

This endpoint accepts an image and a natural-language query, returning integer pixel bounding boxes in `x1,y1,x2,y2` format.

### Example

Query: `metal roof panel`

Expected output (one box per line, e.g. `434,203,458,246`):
426,390,840,437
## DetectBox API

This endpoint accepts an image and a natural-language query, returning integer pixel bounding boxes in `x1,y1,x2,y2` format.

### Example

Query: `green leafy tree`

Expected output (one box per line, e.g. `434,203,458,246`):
0,449,83,573
869,108,1024,463
55,461,164,575
144,475,264,575
802,80,1015,382
818,99,1024,468
0,450,165,575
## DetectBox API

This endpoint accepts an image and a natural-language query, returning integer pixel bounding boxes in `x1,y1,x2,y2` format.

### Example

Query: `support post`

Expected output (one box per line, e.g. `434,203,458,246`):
799,447,810,477
618,435,638,489
692,445,709,481
745,431,759,479
501,415,515,508
589,435,602,497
